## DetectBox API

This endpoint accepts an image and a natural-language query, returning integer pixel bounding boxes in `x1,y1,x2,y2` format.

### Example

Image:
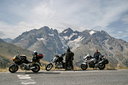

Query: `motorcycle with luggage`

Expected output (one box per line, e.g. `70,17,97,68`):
9,53,43,73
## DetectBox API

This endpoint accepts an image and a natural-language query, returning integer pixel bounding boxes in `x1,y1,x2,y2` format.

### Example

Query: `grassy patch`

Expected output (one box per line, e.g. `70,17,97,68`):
0,68,8,72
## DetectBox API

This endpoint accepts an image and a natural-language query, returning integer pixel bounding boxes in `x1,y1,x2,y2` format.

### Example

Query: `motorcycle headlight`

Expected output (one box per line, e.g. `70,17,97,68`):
12,56,20,62
12,56,16,61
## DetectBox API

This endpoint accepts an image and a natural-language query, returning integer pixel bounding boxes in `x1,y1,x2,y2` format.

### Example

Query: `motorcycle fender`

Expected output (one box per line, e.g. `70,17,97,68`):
99,61,103,64
82,62,87,65
30,67,35,69
30,64,38,69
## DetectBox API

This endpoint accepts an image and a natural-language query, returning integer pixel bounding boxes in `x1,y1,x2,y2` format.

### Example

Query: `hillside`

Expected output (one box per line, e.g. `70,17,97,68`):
0,39,32,68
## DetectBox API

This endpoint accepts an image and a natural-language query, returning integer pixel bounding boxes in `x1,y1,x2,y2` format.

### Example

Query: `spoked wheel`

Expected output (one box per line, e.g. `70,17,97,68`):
45,63,53,71
31,64,40,73
9,64,19,73
81,64,88,70
98,64,105,70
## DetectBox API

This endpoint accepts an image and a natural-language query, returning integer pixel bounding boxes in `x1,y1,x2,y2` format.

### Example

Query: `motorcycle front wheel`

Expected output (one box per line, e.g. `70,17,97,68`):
45,63,53,71
81,64,88,70
31,64,40,73
98,64,105,70
9,64,19,73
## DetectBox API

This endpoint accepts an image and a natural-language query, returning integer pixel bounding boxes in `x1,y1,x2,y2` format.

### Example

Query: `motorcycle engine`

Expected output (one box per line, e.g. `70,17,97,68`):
20,63,30,70
89,59,95,68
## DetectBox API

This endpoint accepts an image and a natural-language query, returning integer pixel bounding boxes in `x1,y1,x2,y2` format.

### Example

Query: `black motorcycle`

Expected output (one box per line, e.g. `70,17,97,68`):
9,54,43,73
45,54,67,71
81,54,109,70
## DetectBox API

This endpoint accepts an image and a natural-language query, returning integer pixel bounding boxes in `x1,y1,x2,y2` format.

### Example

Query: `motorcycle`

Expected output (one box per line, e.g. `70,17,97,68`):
81,54,109,70
45,54,66,71
9,53,43,73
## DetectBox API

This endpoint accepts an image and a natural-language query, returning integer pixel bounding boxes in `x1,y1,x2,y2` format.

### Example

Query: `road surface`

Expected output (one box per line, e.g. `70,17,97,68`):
0,69,128,85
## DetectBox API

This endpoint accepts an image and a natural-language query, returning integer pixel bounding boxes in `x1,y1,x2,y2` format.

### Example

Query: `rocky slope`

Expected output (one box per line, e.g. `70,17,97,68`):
61,28,128,67
13,26,67,61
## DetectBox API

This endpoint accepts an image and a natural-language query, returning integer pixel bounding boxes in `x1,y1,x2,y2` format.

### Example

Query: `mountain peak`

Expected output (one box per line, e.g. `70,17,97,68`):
39,26,51,31
60,28,74,37
64,28,73,32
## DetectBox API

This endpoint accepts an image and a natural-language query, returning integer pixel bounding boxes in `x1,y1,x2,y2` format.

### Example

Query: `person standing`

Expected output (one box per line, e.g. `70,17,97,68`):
65,47,74,70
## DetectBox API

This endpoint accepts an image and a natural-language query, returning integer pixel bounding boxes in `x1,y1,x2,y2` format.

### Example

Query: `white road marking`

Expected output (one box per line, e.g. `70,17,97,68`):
17,75,31,79
17,75,36,85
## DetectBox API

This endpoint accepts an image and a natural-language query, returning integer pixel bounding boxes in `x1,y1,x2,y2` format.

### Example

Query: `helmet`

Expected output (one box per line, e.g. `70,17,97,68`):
67,47,71,52
33,50,38,55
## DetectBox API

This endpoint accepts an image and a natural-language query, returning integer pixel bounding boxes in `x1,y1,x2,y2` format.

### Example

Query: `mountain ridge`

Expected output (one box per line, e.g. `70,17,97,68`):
12,26,128,68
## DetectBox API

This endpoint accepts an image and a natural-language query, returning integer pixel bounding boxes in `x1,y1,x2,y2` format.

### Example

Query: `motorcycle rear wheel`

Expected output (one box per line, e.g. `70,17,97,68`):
31,64,40,73
9,64,19,73
45,63,53,71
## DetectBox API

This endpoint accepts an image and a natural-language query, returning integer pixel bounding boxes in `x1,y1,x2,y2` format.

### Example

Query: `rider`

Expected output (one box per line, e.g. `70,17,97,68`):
65,47,74,70
93,49,101,63
32,51,41,65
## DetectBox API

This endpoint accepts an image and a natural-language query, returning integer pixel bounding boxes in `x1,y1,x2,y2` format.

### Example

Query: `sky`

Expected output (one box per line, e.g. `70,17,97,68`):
0,0,128,41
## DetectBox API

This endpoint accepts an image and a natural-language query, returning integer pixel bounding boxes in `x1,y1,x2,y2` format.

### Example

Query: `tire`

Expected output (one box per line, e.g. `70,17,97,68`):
45,63,53,71
98,64,105,70
31,64,40,73
9,64,19,73
81,64,88,70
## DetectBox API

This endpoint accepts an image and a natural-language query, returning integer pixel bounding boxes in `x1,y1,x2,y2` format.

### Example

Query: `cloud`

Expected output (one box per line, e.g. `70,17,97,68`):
0,31,5,37
0,21,35,39
24,0,128,28
0,0,128,40
109,30,128,41
122,14,128,24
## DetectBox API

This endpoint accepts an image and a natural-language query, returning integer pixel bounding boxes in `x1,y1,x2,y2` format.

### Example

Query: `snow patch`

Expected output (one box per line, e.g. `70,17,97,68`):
68,36,84,50
63,36,69,40
63,33,78,40
37,37,47,45
89,30,95,35
63,30,68,33
69,33,78,39
21,38,25,40
59,36,67,49
73,36,84,42
48,33,54,37
37,38,45,41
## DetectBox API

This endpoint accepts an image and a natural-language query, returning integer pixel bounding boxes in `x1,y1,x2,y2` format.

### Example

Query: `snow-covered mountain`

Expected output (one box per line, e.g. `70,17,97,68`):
12,26,128,68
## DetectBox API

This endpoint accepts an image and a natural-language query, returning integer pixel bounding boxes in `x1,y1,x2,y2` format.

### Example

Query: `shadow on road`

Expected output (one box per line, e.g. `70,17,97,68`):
13,71,60,75
8,69,117,74
38,71,60,74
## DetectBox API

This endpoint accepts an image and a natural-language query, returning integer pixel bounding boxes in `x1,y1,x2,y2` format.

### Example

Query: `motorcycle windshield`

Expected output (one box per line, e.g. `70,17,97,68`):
52,57,57,62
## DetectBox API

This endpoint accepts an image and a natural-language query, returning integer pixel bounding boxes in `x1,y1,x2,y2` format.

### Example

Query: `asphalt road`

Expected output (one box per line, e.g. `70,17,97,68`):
0,69,128,85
